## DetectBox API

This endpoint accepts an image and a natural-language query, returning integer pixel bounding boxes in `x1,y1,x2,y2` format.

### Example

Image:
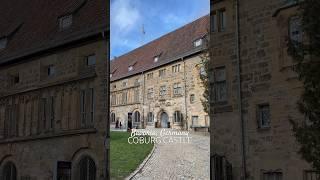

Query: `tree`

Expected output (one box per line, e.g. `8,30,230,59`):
199,34,211,114
288,0,320,172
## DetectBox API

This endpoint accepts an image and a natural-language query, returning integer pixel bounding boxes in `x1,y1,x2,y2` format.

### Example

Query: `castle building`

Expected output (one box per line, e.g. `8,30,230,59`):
0,0,109,179
110,16,210,132
210,0,317,179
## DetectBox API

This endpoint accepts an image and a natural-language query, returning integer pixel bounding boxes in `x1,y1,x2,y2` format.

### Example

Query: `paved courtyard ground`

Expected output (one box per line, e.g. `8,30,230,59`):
130,128,210,180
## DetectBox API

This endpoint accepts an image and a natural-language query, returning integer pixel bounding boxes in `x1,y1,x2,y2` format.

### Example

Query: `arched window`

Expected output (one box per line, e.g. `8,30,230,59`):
173,111,182,123
147,112,154,122
133,111,140,122
78,156,96,180
110,112,116,123
2,162,17,180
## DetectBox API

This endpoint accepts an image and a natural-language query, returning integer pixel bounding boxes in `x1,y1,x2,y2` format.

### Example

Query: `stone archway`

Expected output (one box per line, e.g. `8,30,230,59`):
160,112,169,128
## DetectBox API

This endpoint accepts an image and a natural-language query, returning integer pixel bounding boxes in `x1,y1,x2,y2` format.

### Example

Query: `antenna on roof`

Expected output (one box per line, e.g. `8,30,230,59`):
141,24,146,45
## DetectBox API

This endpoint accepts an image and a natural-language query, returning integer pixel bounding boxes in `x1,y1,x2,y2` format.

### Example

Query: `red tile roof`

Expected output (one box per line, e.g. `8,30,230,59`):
0,0,108,65
110,15,209,82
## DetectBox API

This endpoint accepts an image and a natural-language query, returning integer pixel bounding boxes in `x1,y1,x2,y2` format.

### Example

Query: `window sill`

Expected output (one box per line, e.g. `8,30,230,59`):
0,128,97,144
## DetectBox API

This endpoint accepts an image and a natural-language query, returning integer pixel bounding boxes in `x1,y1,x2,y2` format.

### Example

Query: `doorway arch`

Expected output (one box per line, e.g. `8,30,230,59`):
160,112,169,128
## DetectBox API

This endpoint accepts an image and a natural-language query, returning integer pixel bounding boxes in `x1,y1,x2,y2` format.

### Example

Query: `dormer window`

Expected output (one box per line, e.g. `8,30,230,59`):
128,66,133,71
0,37,7,50
110,73,113,78
154,56,159,62
194,38,203,47
59,15,73,30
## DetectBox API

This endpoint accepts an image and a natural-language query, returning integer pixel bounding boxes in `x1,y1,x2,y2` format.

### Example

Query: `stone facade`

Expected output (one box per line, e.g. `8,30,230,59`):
0,39,109,180
0,0,109,179
210,0,314,180
110,55,210,132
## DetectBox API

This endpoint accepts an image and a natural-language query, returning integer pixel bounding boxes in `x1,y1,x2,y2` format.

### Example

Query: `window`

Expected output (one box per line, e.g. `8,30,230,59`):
122,81,127,87
304,170,320,180
48,96,55,130
110,73,113,78
133,111,140,122
159,69,166,77
289,16,302,43
111,94,116,105
257,104,271,129
159,86,167,96
172,64,181,73
147,73,153,80
0,37,7,50
205,115,209,126
86,54,96,66
80,88,94,128
2,162,17,180
194,38,203,47
173,83,182,95
134,88,139,103
9,74,20,85
147,88,154,99
192,116,199,126
48,65,55,77
128,66,133,71
173,111,182,123
154,56,159,62
214,67,227,102
211,13,217,32
218,9,226,31
78,156,96,180
57,161,71,180
262,171,282,180
59,15,73,30
134,79,140,86
190,94,195,103
147,112,154,123
110,112,116,123
200,66,207,77
212,155,233,180
4,105,19,138
122,91,127,104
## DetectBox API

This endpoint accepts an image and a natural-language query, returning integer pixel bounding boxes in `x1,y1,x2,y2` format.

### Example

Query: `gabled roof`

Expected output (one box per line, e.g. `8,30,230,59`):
0,0,108,65
110,15,209,82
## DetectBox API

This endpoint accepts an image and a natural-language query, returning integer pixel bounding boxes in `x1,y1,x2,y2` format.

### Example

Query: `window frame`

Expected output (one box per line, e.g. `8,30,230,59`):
86,54,96,66
257,103,271,129
214,66,227,103
159,85,167,96
173,111,182,123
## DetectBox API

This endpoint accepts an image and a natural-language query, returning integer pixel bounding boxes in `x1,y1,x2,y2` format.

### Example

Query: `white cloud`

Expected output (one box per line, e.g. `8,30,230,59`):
111,0,141,32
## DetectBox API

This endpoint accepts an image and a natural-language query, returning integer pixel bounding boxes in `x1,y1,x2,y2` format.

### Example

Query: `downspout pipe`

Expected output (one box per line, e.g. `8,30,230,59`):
235,0,247,179
182,57,188,130
102,30,110,180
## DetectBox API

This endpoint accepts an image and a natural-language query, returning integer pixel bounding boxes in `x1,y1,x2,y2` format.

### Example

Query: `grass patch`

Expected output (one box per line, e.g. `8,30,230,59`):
110,131,154,180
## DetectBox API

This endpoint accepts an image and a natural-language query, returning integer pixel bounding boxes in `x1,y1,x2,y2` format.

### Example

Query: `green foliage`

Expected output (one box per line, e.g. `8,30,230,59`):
288,0,320,172
199,37,211,114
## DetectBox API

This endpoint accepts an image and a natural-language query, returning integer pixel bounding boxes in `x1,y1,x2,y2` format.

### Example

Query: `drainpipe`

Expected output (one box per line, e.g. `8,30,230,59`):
235,0,247,179
101,30,110,180
182,57,188,130
142,72,145,128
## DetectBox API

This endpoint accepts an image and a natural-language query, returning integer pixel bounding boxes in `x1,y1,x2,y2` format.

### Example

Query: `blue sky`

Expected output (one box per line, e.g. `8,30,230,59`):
110,0,209,59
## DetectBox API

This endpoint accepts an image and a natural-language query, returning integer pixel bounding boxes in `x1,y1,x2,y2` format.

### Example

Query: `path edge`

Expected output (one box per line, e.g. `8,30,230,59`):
125,142,156,180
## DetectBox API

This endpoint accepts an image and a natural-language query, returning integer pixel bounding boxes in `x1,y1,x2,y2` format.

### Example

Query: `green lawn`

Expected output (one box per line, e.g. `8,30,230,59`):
110,131,154,180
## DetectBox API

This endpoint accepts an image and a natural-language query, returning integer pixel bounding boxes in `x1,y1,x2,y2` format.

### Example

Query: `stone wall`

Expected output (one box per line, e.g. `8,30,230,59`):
0,39,109,180
210,0,312,179
110,54,209,131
